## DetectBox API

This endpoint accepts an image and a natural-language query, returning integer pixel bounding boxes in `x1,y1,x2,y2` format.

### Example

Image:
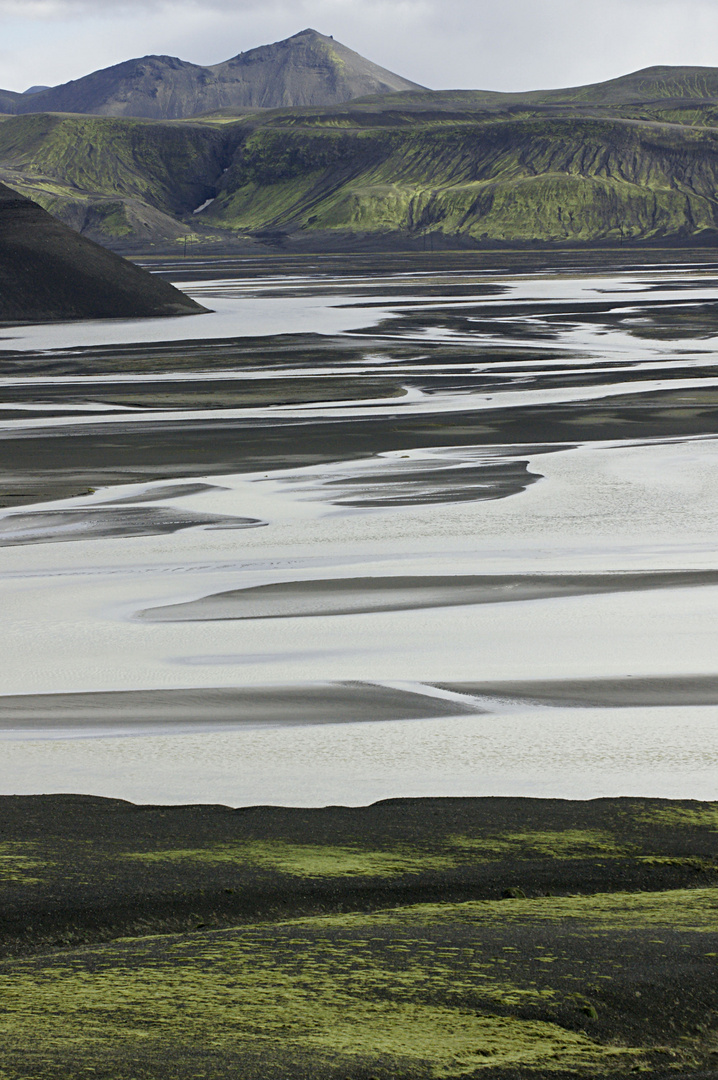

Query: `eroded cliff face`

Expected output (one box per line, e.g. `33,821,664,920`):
6,63,718,251
0,183,205,321
204,116,718,245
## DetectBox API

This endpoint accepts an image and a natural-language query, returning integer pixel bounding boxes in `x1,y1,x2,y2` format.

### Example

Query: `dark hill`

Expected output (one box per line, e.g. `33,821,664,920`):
359,64,718,113
541,64,718,105
207,29,425,108
0,88,23,113
0,182,206,321
5,30,425,120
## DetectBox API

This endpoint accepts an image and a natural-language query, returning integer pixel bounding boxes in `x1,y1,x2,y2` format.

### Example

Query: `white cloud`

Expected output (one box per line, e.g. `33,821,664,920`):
2,0,718,94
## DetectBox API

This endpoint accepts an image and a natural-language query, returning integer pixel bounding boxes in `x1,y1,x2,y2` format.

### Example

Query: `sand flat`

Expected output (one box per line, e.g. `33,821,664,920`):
139,570,718,622
0,681,479,735
434,675,718,708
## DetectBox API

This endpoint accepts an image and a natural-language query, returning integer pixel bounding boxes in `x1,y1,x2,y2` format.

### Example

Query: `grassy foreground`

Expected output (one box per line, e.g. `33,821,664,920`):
1,796,717,1078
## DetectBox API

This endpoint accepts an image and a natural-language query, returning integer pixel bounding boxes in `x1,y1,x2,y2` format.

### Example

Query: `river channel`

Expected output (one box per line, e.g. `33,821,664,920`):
1,251,717,804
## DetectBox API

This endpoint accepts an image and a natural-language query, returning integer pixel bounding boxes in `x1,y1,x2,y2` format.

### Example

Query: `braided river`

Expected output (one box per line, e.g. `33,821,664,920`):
1,252,717,804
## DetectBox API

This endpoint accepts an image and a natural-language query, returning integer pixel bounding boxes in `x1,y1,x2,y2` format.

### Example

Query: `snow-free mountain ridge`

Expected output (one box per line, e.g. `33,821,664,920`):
7,54,718,250
0,30,425,120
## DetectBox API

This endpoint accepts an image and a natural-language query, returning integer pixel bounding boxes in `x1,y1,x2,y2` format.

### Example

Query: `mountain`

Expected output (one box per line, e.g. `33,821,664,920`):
6,63,718,250
0,88,23,113
0,182,205,321
200,112,718,247
533,64,718,106
0,113,230,243
362,64,718,113
2,30,425,120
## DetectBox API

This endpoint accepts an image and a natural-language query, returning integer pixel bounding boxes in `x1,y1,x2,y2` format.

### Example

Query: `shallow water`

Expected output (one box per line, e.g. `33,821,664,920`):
1,255,717,804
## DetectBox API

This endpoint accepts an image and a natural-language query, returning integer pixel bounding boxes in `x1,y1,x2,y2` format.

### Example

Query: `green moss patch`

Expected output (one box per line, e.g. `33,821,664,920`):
122,828,636,880
0,842,46,885
0,916,643,1079
2,796,718,1078
305,886,718,933
630,803,718,831
4,886,717,1077
123,839,456,877
450,828,631,860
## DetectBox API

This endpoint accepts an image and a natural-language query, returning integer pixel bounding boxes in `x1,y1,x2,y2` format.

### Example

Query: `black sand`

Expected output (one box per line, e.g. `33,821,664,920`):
435,676,718,708
1,795,717,1078
0,504,262,545
0,183,205,322
0,682,477,733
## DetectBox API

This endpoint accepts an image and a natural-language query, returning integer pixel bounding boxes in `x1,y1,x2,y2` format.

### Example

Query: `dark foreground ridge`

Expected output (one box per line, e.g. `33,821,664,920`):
1,794,717,1078
0,182,206,322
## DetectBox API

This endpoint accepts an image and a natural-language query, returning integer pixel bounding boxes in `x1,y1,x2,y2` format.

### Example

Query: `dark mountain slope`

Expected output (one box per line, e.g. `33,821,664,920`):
357,64,718,114
0,88,23,113
206,29,426,108
542,64,718,105
5,30,424,120
0,182,205,320
13,55,211,121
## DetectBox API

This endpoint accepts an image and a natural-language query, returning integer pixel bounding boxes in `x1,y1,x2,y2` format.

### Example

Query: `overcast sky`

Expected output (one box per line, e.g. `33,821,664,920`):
3,0,718,94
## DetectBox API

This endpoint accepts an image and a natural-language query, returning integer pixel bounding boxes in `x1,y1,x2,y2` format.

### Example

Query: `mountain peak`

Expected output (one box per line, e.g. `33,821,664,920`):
8,31,425,120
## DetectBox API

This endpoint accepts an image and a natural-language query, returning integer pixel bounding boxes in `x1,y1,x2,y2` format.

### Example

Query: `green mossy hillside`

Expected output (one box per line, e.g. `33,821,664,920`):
0,113,233,244
1,796,718,1078
2,795,717,957
7,100,718,248
205,116,718,244
2,888,718,1078
9,65,718,247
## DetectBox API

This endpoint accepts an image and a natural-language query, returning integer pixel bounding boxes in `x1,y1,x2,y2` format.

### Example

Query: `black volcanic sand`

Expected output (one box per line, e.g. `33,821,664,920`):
0,504,263,545
0,183,205,322
3,369,718,508
436,677,718,708
4,247,718,509
0,375,405,415
1,796,718,1078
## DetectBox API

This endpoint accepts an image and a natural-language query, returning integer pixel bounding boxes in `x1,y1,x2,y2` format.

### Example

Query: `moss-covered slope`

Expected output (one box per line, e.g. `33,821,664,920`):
0,113,232,243
9,75,718,248
200,113,718,245
1,796,717,1078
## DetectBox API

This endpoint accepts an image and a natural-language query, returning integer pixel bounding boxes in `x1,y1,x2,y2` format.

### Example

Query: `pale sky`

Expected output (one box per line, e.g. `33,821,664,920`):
2,0,718,95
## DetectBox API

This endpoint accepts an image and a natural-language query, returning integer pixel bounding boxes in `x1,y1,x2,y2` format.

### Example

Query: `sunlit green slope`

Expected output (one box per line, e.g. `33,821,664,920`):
6,66,718,249
203,113,718,245
0,113,231,242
